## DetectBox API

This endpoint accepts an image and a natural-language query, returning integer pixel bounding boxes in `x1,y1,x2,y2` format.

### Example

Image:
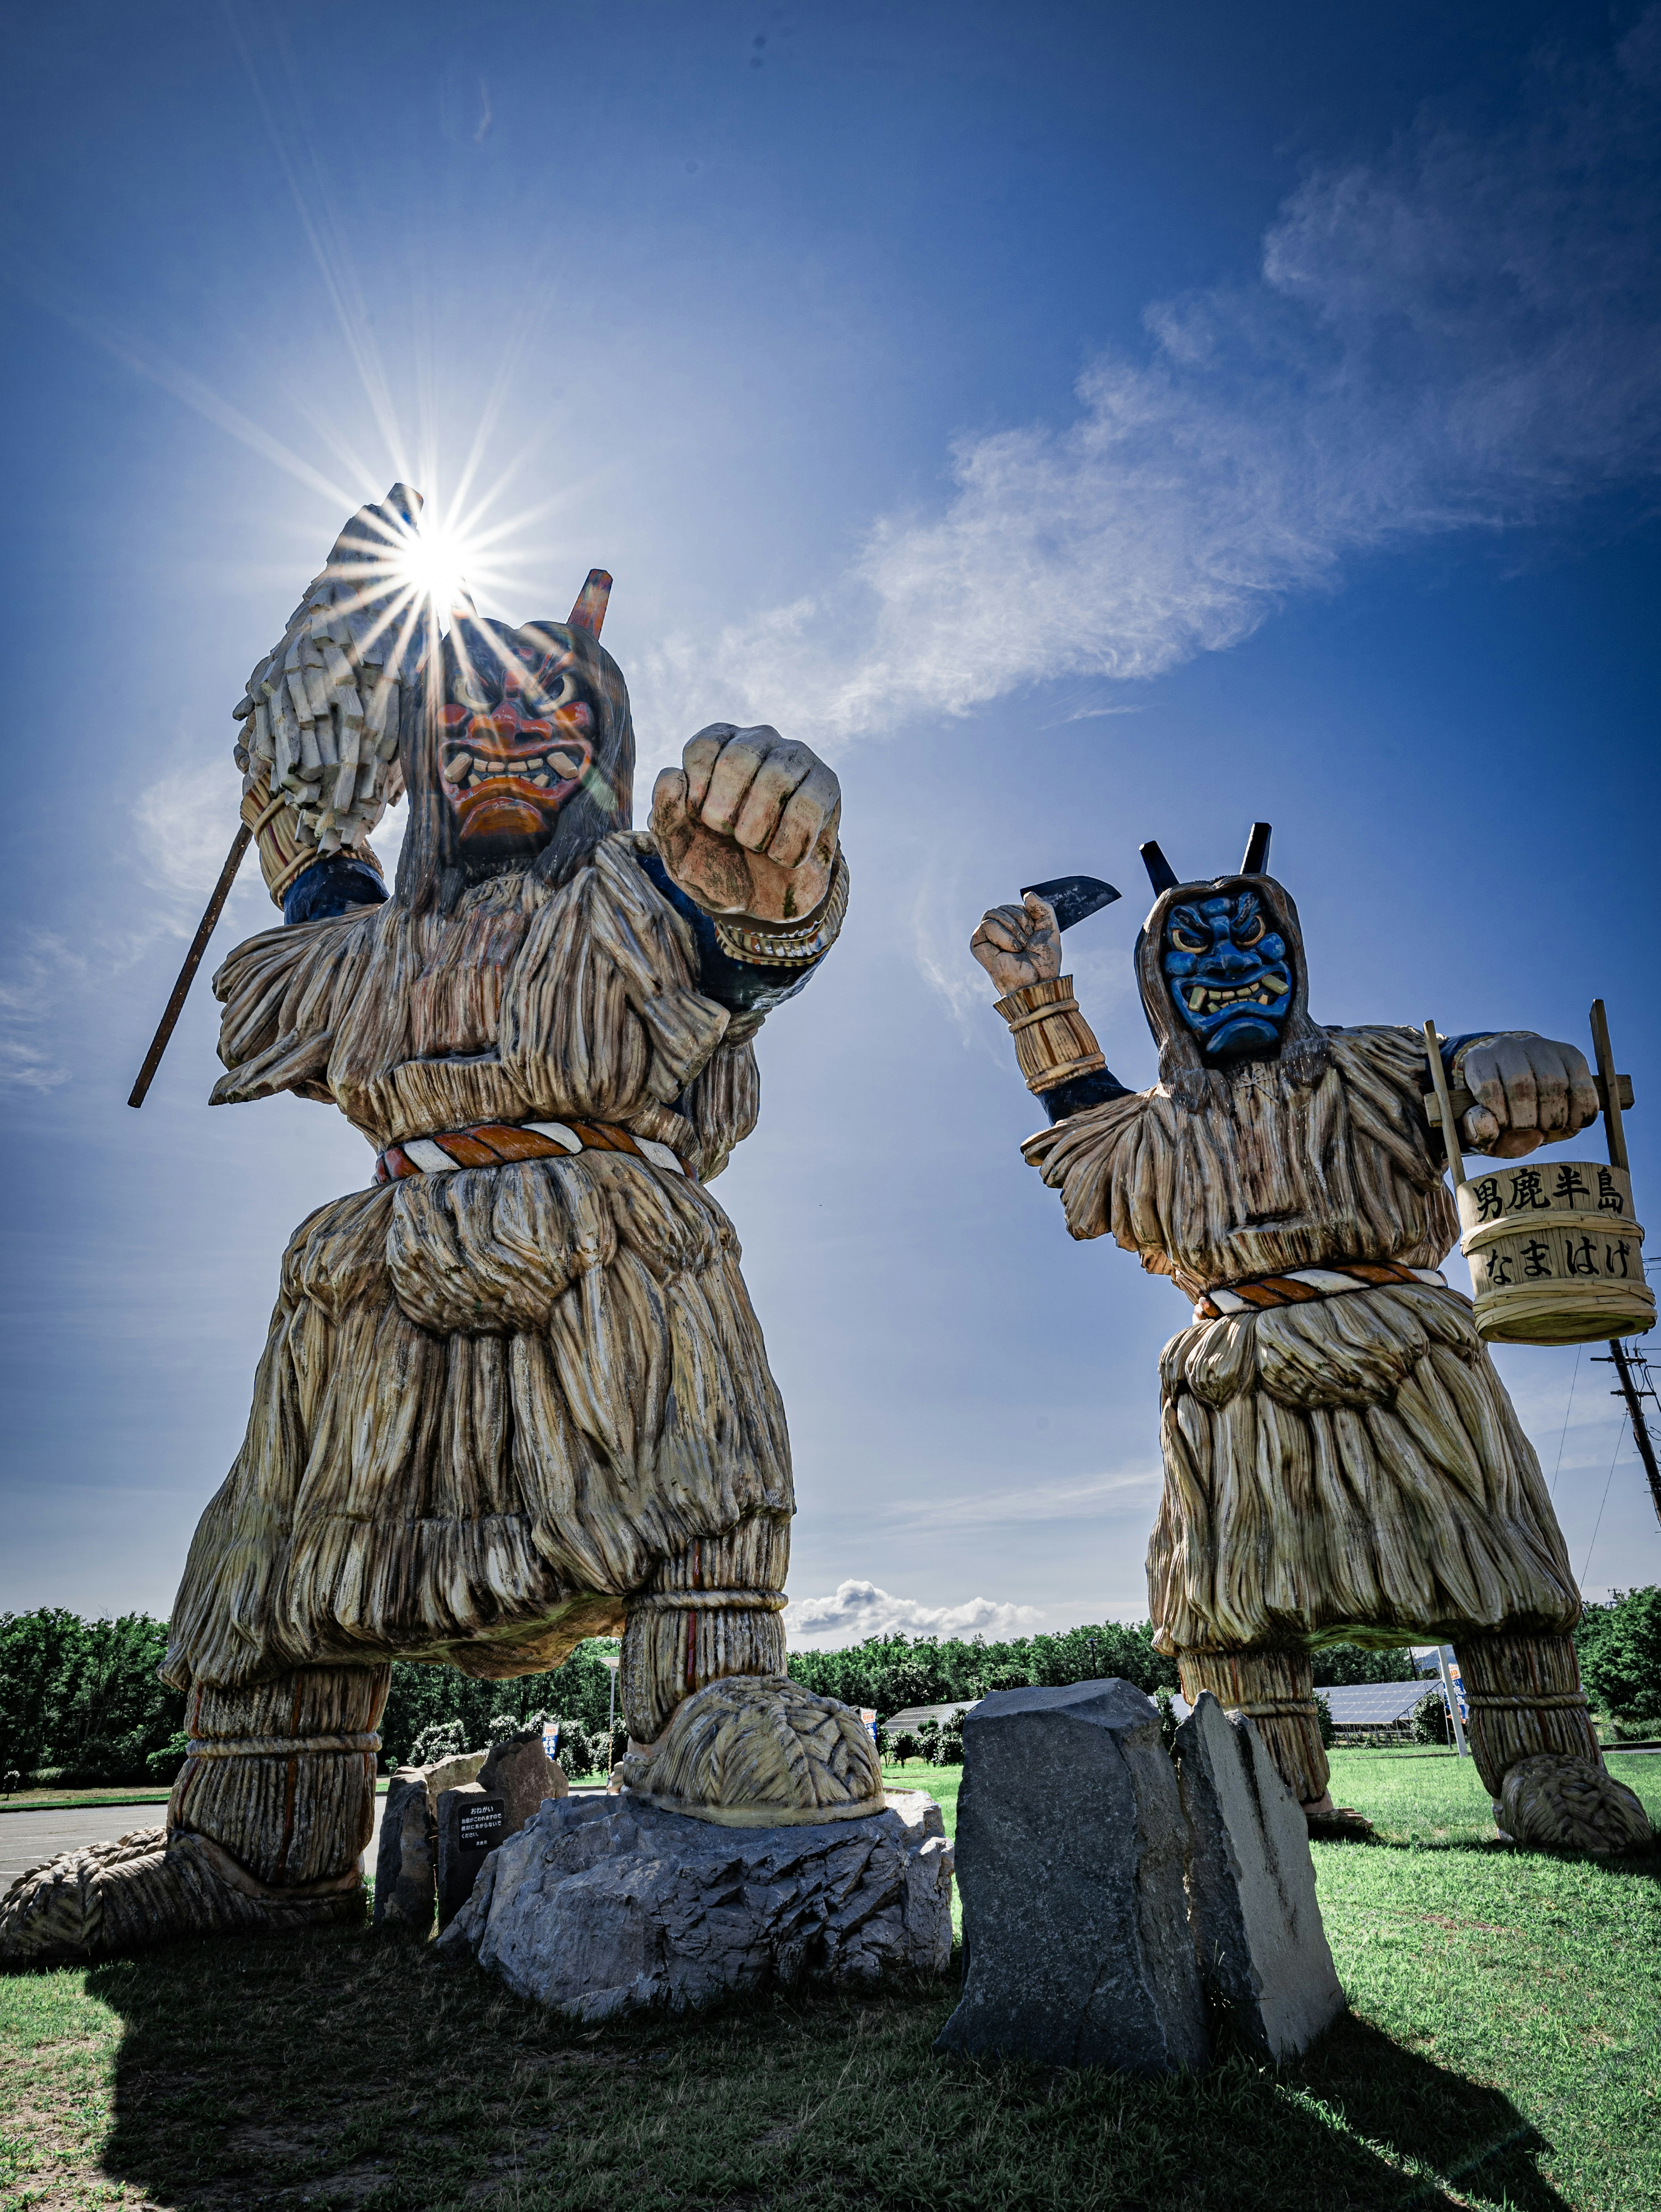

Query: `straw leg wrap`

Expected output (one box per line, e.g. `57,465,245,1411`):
620,1516,790,1745
620,1516,885,1828
1454,1631,1651,1853
170,1665,388,1885
1179,1648,1332,1812
0,1665,387,1969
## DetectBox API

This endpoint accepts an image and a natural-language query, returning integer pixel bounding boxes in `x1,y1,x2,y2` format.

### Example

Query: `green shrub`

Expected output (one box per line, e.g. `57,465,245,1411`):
1412,1690,1451,1746
1155,1686,1179,1753
889,1728,920,1764
1576,1587,1661,1726
409,1719,466,1767
555,1722,597,1779
145,1732,190,1785
938,1711,965,1766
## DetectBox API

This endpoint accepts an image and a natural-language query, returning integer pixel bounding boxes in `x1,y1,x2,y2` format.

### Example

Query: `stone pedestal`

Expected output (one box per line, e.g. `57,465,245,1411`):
1174,1691,1346,2059
436,1789,953,2021
935,1681,1209,2073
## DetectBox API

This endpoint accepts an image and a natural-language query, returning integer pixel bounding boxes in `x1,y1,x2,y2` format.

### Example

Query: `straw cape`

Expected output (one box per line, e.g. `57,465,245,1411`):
166,829,794,1694
1022,1016,1580,1657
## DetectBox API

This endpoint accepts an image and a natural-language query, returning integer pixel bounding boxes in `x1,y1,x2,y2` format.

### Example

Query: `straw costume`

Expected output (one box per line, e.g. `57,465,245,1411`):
972,829,1652,1853
2,492,879,1967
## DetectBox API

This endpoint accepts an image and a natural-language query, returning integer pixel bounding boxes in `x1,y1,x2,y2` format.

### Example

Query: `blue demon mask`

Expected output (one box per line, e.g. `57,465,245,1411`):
1161,888,1291,1058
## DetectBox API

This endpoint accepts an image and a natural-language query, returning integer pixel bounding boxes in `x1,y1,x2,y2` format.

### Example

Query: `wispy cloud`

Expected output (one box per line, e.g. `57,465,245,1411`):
783,1579,1044,1649
878,1467,1162,1536
637,16,1661,750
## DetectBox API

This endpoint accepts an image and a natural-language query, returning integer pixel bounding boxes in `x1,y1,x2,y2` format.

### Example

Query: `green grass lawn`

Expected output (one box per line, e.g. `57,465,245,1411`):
2,1751,1656,2212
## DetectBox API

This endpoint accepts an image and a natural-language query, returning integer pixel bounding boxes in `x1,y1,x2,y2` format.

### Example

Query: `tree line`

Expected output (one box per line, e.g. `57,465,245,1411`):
4,1591,1655,1787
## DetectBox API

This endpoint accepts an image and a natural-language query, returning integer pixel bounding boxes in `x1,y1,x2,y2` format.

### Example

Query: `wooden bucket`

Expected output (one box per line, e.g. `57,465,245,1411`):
1458,1160,1656,1346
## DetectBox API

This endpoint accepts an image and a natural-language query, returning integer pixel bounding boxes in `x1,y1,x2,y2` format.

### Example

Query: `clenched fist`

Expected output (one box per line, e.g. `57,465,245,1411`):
651,725,840,922
971,892,1062,996
1459,1033,1600,1159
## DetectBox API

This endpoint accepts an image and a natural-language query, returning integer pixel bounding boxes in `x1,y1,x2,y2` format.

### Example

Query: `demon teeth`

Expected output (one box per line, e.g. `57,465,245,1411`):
442,752,471,783
1186,980,1288,1015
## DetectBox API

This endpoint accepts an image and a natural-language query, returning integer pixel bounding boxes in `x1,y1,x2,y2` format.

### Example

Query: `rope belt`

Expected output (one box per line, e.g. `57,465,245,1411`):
185,1732,382,1759
1464,1691,1588,1712
626,1591,788,1612
1193,1260,1451,1323
376,1117,689,1187
1229,1699,1320,1719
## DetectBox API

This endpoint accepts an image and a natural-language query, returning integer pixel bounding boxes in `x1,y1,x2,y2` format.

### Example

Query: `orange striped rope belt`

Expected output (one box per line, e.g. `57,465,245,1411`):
1192,1260,1452,1323
375,1117,690,1187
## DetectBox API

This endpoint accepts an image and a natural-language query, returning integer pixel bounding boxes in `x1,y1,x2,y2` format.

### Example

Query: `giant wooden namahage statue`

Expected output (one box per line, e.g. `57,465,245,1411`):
3,490,882,1966
972,832,1653,1854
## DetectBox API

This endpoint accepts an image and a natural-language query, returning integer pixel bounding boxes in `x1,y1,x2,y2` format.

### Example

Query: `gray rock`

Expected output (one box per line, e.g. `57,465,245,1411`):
478,1734,568,1835
935,1679,1209,2073
1174,1692,1345,2060
436,1786,953,2021
436,1784,507,1928
423,1750,486,1809
373,1767,437,1933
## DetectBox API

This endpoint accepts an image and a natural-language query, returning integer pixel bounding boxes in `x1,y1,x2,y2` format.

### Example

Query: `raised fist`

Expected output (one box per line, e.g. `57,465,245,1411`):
971,892,1062,996
1459,1033,1600,1159
651,725,840,923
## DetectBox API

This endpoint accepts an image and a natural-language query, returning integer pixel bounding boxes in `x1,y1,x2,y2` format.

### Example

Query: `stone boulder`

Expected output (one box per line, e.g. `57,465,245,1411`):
422,1750,487,1806
373,1769,437,1933
935,1680,1209,2073
373,1750,487,1936
436,1788,953,2021
1173,1692,1345,2059
478,1733,568,1835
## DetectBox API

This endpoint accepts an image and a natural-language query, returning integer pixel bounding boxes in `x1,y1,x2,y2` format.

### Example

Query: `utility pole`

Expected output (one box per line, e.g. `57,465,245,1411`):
1595,1340,1661,1533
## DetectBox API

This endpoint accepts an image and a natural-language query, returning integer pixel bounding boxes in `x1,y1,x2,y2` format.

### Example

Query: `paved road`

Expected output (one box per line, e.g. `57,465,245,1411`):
0,1799,387,1891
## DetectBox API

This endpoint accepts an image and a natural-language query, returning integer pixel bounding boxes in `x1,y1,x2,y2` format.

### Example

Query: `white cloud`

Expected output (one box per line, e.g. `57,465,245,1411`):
635,18,1661,752
784,1579,1044,1649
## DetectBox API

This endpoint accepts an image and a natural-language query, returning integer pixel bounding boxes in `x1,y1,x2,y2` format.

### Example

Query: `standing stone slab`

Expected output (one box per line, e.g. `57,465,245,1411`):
478,1734,567,1835
436,1789,953,2021
437,1786,507,1929
1174,1692,1345,2060
374,1768,437,1933
936,1680,1209,2073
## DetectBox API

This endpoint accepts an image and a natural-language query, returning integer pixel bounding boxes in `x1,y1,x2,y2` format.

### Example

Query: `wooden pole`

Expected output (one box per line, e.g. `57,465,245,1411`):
127,821,253,1108
1422,1018,1466,1188
1589,998,1629,1172
1585,999,1661,1527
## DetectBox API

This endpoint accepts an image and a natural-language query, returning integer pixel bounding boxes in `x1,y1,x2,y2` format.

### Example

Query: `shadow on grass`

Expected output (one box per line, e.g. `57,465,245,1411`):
72,1923,1575,2212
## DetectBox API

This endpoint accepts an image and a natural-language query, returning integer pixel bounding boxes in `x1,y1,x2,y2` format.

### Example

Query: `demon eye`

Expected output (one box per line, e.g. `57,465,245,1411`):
1170,925,1207,953
1235,914,1265,948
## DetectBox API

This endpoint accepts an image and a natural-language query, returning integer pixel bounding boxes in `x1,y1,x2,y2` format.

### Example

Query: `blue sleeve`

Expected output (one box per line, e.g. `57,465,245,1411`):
1041,1066,1135,1123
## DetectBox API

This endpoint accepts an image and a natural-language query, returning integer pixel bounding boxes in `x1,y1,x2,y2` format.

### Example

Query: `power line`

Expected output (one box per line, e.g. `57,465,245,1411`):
1550,1344,1580,1498
1579,1431,1624,1588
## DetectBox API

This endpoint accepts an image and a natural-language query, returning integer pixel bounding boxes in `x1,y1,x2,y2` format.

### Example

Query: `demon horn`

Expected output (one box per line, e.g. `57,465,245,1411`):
1241,822,1273,874
567,570,612,639
1140,841,1180,896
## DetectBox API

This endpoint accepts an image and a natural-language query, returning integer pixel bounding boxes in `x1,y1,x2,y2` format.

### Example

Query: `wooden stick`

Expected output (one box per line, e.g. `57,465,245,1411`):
128,821,253,1108
1589,997,1628,1172
1422,1018,1465,1187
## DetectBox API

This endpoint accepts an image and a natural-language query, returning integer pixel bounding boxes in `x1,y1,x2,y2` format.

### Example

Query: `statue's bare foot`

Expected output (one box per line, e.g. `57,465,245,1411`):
1302,1793,1375,1841
1496,1755,1653,1854
623,1676,886,1827
0,1828,366,1968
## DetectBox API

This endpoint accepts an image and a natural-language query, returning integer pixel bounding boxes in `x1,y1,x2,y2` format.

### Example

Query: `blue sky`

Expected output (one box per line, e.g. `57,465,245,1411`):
3,0,1658,1645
